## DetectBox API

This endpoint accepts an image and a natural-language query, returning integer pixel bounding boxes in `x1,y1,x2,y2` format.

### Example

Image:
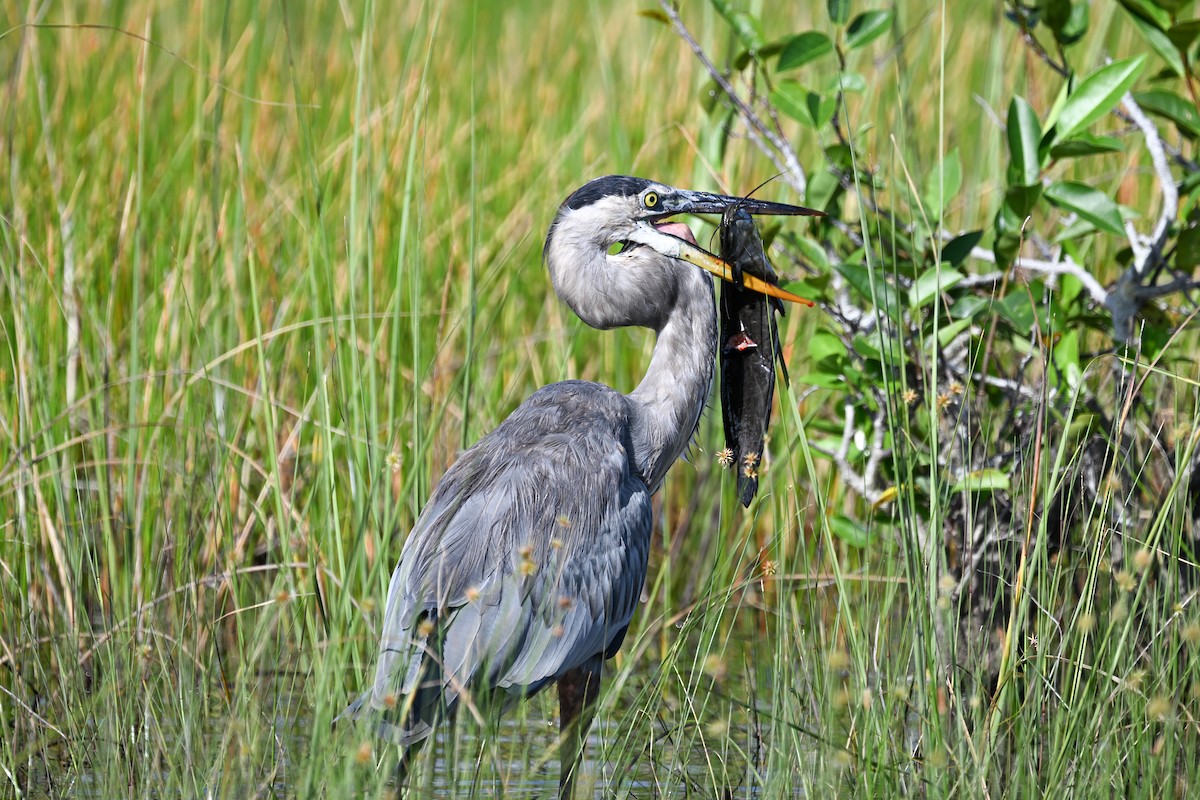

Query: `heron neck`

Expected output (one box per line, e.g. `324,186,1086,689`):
628,269,716,492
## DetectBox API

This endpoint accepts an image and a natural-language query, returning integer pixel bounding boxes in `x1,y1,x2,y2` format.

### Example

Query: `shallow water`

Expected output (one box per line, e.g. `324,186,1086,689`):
10,609,814,798
12,673,807,798
393,712,803,798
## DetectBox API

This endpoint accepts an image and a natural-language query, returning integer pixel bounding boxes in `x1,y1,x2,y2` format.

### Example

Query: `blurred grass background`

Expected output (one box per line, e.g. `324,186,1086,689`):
3,0,1198,797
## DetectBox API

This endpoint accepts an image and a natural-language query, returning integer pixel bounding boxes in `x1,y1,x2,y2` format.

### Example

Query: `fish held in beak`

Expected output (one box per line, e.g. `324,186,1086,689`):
718,206,794,507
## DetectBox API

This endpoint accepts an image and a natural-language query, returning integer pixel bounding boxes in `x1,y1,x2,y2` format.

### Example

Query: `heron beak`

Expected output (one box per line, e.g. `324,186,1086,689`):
672,189,825,218
629,222,814,306
658,188,820,305
675,240,815,306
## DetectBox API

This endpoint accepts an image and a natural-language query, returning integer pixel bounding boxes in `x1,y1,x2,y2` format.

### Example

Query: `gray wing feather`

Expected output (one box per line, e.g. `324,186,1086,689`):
341,382,653,743
497,485,650,688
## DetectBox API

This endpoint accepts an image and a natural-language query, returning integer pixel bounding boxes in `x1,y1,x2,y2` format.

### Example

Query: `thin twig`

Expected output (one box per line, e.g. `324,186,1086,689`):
0,683,66,739
1136,277,1200,300
657,0,807,195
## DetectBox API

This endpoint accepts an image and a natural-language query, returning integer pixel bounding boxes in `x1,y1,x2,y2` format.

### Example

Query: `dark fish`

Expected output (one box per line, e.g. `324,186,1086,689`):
719,206,789,507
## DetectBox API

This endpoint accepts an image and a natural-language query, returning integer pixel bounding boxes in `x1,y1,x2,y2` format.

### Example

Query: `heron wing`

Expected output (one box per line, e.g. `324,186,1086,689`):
354,382,653,735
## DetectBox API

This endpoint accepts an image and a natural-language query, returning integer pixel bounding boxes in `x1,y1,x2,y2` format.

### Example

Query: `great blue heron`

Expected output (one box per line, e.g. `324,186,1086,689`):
338,175,817,797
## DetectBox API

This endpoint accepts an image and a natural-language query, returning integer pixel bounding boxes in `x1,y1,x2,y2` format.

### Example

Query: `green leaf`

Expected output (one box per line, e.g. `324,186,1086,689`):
924,149,963,218
1053,329,1082,388
846,10,892,49
1048,132,1124,159
993,197,1027,266
997,193,1025,232
1167,19,1200,50
829,71,868,94
1057,2,1090,45
637,9,670,24
790,235,831,271
936,316,975,348
876,214,918,260
1152,0,1192,15
1052,215,1099,243
836,262,902,320
1005,183,1043,219
1043,181,1125,235
1059,270,1083,306
941,230,983,267
1117,0,1170,29
824,144,853,170
806,169,841,211
1125,12,1185,76
800,370,849,389
1051,55,1147,145
734,39,788,70
771,81,811,124
782,278,826,301
951,469,1011,492
909,266,964,309
1176,225,1200,269
1042,0,1071,32
1042,72,1073,134
700,79,720,114
993,234,1020,270
1007,96,1043,186
829,515,870,548
808,330,845,362
827,0,851,26
778,31,834,71
949,294,990,319
771,81,834,129
1133,89,1200,137
856,333,899,367
807,92,837,128
715,7,763,52
996,292,1037,330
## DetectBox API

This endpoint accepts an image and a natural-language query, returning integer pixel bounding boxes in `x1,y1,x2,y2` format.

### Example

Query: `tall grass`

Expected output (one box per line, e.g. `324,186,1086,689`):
2,1,1198,797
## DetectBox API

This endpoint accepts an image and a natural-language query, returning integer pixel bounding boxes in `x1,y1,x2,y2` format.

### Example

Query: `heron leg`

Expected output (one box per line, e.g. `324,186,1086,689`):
557,654,603,800
390,739,422,797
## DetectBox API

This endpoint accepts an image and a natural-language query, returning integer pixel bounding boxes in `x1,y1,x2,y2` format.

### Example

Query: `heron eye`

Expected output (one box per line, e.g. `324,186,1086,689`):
643,191,659,209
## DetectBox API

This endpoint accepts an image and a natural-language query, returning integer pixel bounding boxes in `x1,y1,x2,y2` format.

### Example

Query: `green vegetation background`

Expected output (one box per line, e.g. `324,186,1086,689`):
2,1,1198,797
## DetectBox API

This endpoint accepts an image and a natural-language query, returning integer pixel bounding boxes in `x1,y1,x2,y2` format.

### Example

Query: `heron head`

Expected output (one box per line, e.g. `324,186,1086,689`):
544,175,821,304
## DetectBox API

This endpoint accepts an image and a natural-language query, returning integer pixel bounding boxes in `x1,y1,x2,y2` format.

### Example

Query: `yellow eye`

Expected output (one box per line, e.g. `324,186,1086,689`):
643,191,659,209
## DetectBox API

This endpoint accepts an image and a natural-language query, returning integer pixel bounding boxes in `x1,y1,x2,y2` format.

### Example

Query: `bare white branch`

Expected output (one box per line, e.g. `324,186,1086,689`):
969,246,1108,304
1121,91,1178,276
863,408,888,494
836,401,882,505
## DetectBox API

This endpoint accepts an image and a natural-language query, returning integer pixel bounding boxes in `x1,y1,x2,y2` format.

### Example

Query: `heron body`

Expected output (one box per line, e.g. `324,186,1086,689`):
365,380,662,741
339,176,817,797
